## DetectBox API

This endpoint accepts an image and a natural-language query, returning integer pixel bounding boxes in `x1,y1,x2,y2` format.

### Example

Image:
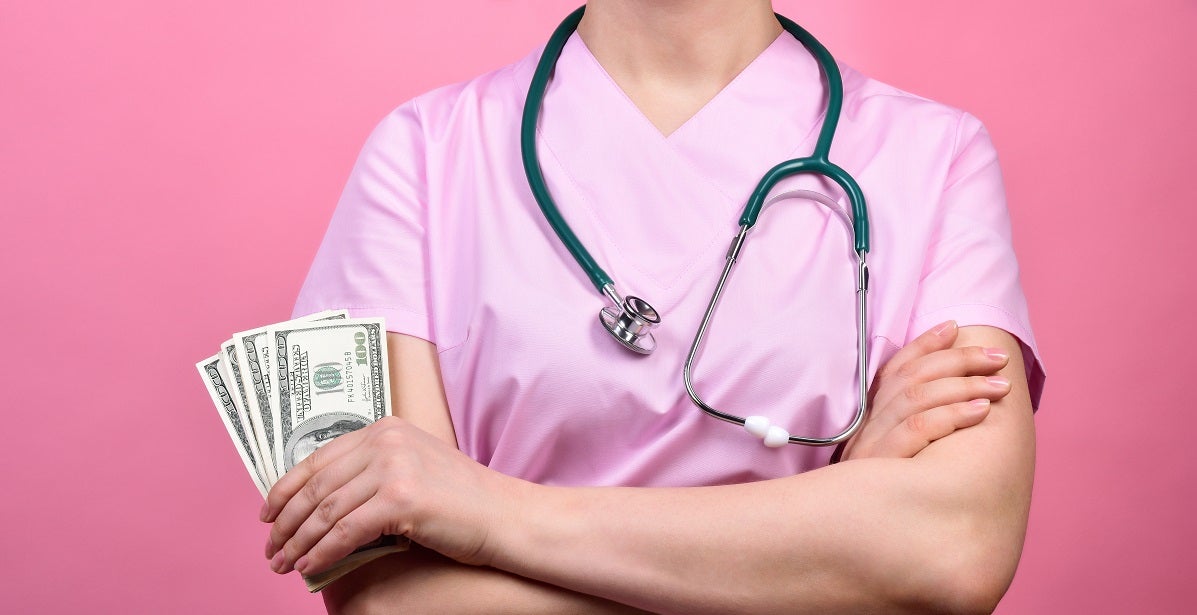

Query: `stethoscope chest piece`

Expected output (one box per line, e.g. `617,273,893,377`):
599,295,660,354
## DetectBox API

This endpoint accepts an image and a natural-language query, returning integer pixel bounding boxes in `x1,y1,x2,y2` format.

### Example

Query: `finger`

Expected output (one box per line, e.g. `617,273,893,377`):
273,478,378,572
262,421,373,523
292,496,392,577
910,346,1010,379
890,374,1011,419
873,320,959,389
267,450,370,559
272,483,377,574
871,399,991,458
872,345,1010,414
862,374,1010,443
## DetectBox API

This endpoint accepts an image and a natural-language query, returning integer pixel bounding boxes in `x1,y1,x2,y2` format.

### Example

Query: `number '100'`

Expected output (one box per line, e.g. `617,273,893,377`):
354,331,368,365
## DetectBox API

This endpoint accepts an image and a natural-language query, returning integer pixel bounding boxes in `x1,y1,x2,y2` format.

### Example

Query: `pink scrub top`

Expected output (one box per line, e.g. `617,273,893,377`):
292,31,1046,487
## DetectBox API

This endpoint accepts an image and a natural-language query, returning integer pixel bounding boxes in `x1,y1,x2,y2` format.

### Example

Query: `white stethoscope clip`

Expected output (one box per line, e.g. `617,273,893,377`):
744,416,793,448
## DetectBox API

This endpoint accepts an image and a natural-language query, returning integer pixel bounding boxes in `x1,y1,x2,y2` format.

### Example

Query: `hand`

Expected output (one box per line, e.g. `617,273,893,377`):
261,416,522,576
840,320,1012,461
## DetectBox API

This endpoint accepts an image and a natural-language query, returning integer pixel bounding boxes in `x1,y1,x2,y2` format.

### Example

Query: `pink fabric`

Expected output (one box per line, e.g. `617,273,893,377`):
293,31,1044,487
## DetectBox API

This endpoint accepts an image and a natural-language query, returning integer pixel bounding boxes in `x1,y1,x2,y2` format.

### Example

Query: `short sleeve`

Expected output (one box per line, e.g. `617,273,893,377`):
906,113,1046,409
291,101,437,343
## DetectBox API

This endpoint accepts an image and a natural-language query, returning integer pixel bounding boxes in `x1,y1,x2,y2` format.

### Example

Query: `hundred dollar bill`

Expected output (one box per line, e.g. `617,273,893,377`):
233,309,348,485
269,317,391,474
196,355,269,498
265,316,401,592
222,338,271,485
198,316,400,592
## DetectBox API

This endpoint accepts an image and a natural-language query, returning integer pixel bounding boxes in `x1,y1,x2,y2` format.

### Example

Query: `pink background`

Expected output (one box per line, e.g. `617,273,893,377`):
1,1,1192,612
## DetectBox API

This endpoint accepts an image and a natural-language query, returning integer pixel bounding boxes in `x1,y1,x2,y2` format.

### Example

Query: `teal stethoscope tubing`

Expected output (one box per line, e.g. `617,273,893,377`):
520,5,872,447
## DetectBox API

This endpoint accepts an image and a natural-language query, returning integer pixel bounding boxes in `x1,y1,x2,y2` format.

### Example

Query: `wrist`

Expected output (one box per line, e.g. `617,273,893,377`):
481,474,549,570
486,480,572,577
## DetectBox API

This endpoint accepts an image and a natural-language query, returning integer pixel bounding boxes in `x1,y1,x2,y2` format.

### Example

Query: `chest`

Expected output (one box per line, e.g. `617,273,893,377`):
426,136,903,484
414,56,951,484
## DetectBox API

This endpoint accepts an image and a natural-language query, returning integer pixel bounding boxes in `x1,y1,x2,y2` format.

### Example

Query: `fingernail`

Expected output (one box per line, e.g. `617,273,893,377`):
933,320,957,337
295,556,309,575
984,347,1008,361
270,550,286,573
987,376,1010,389
966,398,990,416
264,537,274,558
259,501,270,522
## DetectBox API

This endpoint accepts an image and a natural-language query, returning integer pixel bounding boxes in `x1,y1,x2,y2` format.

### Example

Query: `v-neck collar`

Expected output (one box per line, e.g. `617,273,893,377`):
512,28,830,296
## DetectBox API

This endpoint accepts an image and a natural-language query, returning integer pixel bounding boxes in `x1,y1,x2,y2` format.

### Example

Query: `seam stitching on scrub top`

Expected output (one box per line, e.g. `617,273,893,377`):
298,302,440,343
507,58,692,291
608,38,833,206
408,96,458,350
910,305,1045,383
530,99,728,295
911,112,966,311
295,300,425,316
950,109,967,164
517,40,833,296
309,302,432,322
911,302,1035,346
569,32,741,206
330,303,428,315
874,334,903,353
941,112,1002,194
663,30,789,143
744,58,861,196
943,156,1000,194
750,57,848,176
524,57,727,294
845,97,982,194
435,327,471,355
502,61,671,290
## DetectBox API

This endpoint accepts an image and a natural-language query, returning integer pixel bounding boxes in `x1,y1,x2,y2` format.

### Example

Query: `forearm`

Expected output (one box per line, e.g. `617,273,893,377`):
323,544,652,615
494,462,970,613
289,330,1032,614
490,370,1034,615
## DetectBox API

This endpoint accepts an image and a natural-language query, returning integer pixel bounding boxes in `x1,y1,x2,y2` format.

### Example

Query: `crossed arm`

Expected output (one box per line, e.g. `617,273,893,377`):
262,323,1035,614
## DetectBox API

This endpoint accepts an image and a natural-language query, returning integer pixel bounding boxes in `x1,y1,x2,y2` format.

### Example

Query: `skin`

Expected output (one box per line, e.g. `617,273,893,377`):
261,2,1036,611
574,0,784,136
261,321,1030,613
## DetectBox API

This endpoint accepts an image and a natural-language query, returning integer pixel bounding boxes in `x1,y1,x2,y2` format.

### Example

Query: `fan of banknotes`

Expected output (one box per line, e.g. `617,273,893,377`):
196,309,408,591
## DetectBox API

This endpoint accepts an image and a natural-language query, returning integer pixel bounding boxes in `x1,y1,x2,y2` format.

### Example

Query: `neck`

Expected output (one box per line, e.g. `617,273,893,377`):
576,0,782,91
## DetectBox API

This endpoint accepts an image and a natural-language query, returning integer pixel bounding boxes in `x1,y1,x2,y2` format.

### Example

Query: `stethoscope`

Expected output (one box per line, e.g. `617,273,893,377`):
520,6,871,448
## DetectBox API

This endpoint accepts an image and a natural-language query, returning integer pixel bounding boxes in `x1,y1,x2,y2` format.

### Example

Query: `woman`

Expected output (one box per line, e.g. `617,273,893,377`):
264,1,1045,612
